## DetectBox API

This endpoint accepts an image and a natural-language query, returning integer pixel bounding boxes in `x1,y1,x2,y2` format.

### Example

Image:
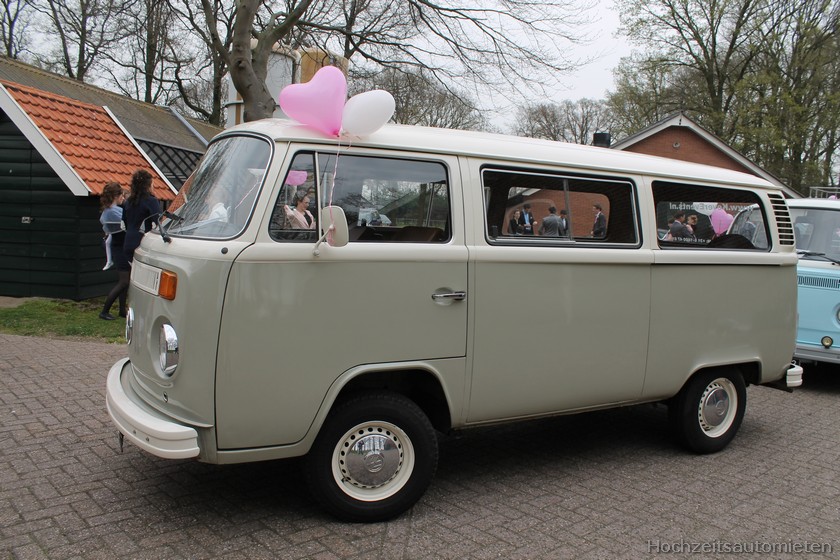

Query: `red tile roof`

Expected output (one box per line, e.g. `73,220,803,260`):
2,80,175,200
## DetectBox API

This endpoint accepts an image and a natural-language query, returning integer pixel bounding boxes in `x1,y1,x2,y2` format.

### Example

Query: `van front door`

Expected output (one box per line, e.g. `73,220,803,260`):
215,150,468,449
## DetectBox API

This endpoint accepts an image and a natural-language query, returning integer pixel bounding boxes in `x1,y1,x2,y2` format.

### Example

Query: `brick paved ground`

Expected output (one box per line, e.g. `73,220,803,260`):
1,332,839,559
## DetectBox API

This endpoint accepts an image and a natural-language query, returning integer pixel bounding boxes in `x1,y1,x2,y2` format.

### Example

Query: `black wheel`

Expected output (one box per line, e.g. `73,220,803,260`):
669,369,747,454
305,391,438,522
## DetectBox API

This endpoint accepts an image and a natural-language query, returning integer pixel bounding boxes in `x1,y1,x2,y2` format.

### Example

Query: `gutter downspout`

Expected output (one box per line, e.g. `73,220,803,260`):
167,107,209,148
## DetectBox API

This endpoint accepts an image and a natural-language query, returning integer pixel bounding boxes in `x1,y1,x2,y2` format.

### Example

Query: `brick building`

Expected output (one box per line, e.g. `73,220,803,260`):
611,112,798,198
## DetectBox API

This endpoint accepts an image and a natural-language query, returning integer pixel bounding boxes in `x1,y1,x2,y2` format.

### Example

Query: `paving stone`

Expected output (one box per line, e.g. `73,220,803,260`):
1,333,839,559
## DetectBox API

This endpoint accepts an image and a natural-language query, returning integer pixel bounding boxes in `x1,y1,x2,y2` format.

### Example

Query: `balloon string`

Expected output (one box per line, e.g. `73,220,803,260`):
325,137,351,245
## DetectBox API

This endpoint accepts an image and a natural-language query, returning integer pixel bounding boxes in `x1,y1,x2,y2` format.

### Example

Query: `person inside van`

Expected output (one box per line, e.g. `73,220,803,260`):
284,190,315,229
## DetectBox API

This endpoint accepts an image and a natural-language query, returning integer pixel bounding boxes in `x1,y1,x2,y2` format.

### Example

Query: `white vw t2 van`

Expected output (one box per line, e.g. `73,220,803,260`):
106,120,802,522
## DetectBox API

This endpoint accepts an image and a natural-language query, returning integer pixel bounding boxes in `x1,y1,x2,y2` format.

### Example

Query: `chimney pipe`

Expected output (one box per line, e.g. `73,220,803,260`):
593,132,611,148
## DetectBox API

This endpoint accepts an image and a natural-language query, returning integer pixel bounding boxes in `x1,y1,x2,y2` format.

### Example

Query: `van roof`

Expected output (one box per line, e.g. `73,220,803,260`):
222,119,778,191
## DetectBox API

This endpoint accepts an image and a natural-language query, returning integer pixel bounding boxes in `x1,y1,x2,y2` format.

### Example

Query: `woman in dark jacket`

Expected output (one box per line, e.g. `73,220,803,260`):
123,169,161,262
509,210,522,235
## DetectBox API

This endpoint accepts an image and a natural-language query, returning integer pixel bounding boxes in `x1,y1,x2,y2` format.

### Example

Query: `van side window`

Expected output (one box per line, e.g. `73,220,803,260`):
482,168,638,245
652,181,768,249
316,153,450,243
269,152,318,242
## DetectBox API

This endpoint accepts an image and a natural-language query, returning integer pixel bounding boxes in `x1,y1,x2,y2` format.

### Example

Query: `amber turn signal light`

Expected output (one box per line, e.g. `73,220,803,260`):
159,270,178,300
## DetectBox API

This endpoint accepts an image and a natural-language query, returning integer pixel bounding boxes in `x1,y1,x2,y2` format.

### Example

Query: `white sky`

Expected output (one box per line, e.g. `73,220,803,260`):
489,2,630,133
556,3,628,101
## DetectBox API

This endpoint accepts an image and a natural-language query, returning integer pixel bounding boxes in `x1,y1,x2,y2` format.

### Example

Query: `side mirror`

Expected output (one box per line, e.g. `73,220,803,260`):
313,206,349,255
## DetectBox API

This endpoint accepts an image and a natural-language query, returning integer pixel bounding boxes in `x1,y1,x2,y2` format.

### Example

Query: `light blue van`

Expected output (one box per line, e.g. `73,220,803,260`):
786,198,840,364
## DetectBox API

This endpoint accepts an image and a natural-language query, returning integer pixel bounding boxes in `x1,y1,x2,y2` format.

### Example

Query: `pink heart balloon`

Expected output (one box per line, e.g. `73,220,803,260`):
279,66,347,136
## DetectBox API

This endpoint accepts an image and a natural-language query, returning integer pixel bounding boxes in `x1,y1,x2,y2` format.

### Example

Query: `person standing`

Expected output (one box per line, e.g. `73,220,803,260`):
99,182,128,320
684,214,698,241
592,204,606,237
509,210,522,235
123,169,161,263
538,206,562,236
558,209,569,237
668,211,691,241
518,203,536,235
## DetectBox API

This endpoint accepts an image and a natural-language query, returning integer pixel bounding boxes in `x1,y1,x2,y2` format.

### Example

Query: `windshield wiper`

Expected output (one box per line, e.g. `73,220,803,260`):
797,250,840,265
163,210,184,222
159,210,183,244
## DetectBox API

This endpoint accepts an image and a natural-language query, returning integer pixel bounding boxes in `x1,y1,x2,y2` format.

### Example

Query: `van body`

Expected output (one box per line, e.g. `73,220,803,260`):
106,120,802,522
783,198,840,364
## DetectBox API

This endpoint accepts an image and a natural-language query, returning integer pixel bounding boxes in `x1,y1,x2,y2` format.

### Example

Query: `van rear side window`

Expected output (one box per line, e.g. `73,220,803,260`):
269,152,451,243
653,181,768,249
482,168,639,245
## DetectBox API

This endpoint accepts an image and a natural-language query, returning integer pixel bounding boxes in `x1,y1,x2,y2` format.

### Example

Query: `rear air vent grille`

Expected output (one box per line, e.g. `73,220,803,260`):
769,193,794,246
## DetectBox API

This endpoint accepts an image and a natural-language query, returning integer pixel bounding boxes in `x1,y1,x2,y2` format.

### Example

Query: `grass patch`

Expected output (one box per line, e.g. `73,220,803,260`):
0,297,126,343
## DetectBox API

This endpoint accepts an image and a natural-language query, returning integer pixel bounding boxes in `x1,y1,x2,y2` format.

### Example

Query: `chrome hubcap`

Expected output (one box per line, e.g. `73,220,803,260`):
698,379,737,437
331,421,415,501
701,386,730,427
342,430,403,488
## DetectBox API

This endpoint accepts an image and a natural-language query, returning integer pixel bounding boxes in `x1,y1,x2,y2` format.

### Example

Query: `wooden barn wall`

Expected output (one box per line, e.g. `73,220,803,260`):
0,109,116,300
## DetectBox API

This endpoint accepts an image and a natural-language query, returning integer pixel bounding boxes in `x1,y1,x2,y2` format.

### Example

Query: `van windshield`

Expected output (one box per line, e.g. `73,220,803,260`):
790,206,840,259
164,135,271,239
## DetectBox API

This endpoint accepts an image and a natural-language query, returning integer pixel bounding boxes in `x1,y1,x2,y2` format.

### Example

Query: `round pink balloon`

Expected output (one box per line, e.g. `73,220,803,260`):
279,66,347,136
710,207,734,235
285,170,308,186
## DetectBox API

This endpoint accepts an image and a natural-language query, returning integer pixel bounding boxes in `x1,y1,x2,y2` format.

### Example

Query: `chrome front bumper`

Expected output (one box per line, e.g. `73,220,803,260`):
106,358,200,459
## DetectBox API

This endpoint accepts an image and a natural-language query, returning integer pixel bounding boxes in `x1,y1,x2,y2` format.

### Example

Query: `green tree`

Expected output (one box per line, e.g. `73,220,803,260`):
102,0,184,104
199,0,588,123
514,98,613,144
614,0,840,192
734,0,840,192
0,0,33,59
606,55,683,139
32,0,136,82
167,0,234,125
351,67,484,130
617,0,771,139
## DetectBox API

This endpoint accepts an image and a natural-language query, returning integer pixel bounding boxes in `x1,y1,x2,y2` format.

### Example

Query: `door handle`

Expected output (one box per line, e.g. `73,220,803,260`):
431,291,466,302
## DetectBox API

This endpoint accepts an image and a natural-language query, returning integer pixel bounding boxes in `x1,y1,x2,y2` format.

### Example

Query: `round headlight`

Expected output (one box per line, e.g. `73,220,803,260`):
124,307,134,344
159,323,179,376
821,335,833,349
